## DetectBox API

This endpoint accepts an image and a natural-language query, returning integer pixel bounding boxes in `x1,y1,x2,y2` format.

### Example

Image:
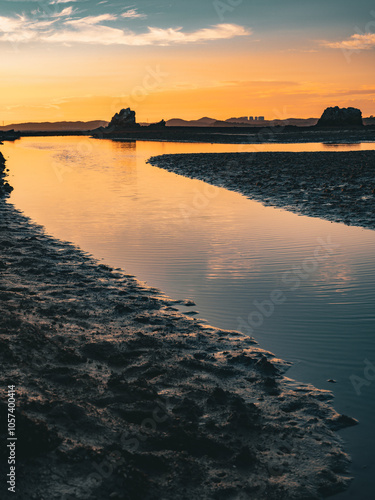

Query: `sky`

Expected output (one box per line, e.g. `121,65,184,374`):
0,0,374,123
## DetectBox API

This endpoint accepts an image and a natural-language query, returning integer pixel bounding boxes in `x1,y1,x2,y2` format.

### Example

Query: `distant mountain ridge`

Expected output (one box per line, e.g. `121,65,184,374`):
166,117,218,127
166,116,375,127
166,117,320,127
1,116,373,133
0,121,108,132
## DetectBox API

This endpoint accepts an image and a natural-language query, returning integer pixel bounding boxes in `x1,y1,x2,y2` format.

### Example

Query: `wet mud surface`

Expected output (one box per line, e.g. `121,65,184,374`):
148,151,375,231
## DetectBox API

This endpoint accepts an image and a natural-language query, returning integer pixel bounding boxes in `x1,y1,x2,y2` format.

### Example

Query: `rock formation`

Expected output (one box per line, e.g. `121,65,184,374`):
316,106,363,127
108,108,139,129
0,130,21,141
148,119,166,129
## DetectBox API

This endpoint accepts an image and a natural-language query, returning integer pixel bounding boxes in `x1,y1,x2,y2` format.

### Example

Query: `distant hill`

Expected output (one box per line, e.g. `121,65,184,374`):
197,117,218,125
166,117,319,127
3,115,372,133
166,117,218,127
0,121,109,132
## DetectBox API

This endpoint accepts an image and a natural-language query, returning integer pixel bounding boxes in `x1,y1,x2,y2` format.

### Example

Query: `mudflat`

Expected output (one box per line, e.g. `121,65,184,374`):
0,152,357,499
148,150,375,231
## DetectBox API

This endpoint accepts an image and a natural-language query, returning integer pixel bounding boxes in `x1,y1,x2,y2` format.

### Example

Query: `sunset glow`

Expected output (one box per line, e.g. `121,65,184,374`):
1,0,375,123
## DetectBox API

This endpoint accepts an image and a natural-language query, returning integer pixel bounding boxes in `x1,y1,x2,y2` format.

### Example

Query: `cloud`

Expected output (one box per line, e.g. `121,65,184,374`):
52,6,75,18
121,9,146,19
41,23,251,46
65,14,117,26
3,0,80,2
323,33,375,50
220,80,299,88
0,9,251,46
0,8,76,42
325,88,375,97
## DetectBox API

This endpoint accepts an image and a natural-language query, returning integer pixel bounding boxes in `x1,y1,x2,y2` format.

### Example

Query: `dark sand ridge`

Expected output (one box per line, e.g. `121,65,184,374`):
148,151,375,231
0,152,358,499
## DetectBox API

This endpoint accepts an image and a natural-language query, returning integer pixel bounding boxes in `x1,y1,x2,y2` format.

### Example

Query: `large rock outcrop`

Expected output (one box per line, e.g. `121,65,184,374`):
108,108,139,129
316,106,363,127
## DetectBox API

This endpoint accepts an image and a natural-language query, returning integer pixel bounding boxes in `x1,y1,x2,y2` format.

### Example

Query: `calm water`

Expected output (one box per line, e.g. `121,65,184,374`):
2,137,375,499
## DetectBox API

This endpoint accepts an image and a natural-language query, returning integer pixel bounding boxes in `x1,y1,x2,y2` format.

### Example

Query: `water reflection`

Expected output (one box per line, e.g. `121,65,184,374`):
2,137,375,498
322,142,361,149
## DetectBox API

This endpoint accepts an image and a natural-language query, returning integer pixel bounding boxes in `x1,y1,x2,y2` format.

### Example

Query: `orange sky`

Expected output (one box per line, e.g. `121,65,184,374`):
0,2,374,123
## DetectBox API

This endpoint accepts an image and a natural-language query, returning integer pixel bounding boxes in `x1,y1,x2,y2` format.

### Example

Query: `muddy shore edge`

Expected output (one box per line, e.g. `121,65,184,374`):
93,126,375,145
0,153,357,499
148,151,375,231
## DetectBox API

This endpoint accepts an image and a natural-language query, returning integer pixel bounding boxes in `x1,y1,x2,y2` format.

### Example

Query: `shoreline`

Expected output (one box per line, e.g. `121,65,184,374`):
1,125,375,145
148,151,375,231
0,153,357,499
93,126,375,145
0,152,13,197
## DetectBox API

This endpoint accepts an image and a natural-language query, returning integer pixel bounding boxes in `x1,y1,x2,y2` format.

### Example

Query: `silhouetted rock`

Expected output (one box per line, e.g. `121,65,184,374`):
317,106,363,127
148,119,166,129
0,129,21,141
108,108,139,128
0,151,13,196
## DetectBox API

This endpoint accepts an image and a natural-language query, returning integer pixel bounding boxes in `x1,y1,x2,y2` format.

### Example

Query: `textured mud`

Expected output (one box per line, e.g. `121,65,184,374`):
148,151,375,231
0,154,357,499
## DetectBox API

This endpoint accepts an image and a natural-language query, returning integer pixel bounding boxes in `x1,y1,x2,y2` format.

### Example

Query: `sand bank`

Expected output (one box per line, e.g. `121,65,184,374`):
148,151,375,231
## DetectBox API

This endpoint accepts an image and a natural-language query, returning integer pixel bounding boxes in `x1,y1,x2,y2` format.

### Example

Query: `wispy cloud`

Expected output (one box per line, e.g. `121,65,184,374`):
326,88,375,97
65,14,117,26
50,0,80,3
0,9,251,46
323,33,375,50
43,22,250,46
51,6,75,18
0,8,77,42
121,9,146,19
3,0,80,2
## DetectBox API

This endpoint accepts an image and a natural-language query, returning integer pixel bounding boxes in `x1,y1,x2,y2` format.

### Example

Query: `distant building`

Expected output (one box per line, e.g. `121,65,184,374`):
226,115,265,123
